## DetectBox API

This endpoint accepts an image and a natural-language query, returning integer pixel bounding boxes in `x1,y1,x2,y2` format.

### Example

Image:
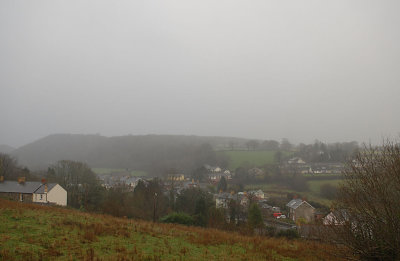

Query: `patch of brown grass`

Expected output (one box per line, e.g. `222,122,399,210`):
0,198,351,260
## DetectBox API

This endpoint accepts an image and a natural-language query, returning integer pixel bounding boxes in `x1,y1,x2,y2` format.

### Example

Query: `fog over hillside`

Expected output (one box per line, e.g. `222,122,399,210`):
11,134,250,171
0,144,15,154
1,1,400,148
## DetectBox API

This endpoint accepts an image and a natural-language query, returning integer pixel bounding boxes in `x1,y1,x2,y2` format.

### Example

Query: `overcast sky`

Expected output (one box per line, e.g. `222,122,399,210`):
1,0,399,148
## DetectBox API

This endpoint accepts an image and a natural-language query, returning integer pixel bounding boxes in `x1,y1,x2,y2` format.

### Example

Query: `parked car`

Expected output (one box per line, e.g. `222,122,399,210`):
273,212,282,218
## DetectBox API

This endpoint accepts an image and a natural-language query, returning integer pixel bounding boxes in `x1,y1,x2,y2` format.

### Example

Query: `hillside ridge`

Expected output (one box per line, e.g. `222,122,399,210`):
12,134,252,171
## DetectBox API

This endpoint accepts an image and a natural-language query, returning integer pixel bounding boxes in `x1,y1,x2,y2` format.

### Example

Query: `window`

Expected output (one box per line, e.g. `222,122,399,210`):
40,194,43,200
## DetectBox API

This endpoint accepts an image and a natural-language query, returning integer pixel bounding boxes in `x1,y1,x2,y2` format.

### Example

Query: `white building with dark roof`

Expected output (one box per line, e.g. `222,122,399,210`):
0,179,67,206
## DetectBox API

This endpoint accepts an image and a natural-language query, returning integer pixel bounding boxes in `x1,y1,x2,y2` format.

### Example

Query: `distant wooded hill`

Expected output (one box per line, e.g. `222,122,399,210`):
11,134,252,174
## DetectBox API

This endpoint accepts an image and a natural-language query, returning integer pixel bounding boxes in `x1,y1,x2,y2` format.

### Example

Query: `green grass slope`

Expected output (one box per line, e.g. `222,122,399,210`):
0,199,345,260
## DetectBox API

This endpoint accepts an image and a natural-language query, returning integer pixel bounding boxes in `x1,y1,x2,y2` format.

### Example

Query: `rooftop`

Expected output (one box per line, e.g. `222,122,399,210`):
0,181,57,194
286,198,315,209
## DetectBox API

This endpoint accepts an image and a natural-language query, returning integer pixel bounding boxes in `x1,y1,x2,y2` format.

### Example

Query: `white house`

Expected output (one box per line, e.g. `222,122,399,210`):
213,167,222,173
288,157,306,164
0,179,67,206
33,183,67,206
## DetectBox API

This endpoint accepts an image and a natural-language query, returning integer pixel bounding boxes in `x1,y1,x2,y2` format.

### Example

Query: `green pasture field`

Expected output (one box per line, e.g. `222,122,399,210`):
307,179,343,195
218,150,291,170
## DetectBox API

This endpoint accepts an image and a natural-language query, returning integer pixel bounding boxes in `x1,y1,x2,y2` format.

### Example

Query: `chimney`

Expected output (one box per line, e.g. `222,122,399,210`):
0,176,4,183
44,183,48,193
18,177,26,184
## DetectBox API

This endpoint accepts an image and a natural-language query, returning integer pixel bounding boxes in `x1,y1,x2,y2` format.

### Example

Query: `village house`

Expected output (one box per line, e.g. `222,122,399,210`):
308,163,344,175
323,210,349,225
215,192,234,209
287,157,306,164
236,192,249,207
248,189,266,200
286,198,315,223
207,171,232,183
204,165,219,172
182,179,199,189
120,176,143,189
247,168,265,179
207,173,222,183
167,174,185,182
213,167,222,173
0,177,67,206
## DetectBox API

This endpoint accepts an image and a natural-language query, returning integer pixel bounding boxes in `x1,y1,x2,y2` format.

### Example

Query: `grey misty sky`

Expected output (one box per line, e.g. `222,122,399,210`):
1,0,399,148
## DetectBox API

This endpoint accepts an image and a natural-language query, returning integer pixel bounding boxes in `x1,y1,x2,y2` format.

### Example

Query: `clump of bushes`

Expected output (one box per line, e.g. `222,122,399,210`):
276,229,299,239
160,212,194,226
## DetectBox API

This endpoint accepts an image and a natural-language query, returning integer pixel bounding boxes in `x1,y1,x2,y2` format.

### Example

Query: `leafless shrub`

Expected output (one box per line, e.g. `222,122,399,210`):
331,141,400,260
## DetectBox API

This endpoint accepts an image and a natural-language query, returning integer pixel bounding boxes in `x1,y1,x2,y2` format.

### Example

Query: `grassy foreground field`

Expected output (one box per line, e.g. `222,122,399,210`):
0,199,346,260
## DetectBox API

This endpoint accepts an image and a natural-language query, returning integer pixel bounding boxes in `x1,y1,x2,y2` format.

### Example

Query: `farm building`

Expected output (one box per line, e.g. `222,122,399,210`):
0,177,67,206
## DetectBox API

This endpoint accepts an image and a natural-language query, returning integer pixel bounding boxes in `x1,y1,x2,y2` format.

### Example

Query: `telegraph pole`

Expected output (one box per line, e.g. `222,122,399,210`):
153,192,158,222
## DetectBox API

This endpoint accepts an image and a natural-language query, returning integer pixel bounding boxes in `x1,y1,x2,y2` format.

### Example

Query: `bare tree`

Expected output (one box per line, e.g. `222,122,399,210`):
280,138,292,151
0,153,17,179
228,140,236,151
246,140,259,151
331,141,400,260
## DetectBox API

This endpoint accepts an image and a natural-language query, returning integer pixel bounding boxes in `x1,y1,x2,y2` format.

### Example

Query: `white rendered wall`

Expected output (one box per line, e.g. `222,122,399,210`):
33,193,47,203
47,184,67,206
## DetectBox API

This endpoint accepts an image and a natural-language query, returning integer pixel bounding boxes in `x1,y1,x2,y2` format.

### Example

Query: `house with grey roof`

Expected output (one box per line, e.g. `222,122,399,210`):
287,157,306,164
0,178,67,206
323,210,349,225
247,189,266,200
215,192,234,209
286,198,315,223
